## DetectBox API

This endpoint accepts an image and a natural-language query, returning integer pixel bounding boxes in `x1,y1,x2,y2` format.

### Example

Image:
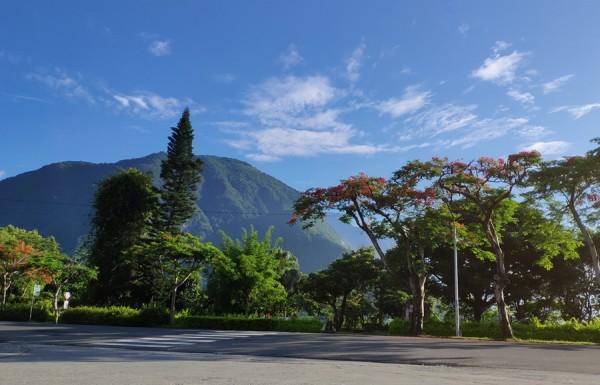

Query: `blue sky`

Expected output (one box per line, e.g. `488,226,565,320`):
1,1,599,190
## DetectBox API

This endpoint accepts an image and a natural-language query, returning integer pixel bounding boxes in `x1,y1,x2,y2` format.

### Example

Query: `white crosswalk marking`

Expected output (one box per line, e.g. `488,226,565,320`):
85,330,275,350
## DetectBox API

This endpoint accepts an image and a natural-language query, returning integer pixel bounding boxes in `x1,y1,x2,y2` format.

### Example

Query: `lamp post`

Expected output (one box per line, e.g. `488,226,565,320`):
453,221,461,337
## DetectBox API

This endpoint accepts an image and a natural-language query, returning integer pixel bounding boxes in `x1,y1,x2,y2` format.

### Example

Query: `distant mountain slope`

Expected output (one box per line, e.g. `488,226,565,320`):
0,153,349,271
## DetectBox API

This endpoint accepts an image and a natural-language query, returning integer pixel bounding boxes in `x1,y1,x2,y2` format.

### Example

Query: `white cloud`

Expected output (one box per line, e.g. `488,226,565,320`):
346,41,366,83
458,23,470,35
243,75,337,126
0,170,5,180
542,74,574,94
27,69,95,103
278,44,303,69
234,126,384,162
507,89,535,106
112,92,203,119
149,40,171,56
447,117,530,148
377,86,430,118
551,103,600,119
492,41,512,54
522,141,571,157
471,49,525,84
406,104,478,137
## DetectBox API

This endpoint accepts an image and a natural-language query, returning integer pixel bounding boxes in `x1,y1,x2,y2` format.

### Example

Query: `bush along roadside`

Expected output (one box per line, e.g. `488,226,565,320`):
0,304,322,333
0,303,52,322
388,318,600,343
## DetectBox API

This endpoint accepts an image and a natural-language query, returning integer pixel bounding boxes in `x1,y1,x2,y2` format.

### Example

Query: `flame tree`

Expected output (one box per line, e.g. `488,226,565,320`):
530,139,600,279
291,171,442,335
430,151,541,339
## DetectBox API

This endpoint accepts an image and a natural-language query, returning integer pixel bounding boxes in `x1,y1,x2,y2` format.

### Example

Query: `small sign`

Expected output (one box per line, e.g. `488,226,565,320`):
32,284,41,297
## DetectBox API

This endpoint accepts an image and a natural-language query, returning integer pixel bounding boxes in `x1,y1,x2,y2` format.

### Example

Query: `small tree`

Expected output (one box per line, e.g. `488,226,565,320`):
158,109,203,233
207,227,288,315
431,151,541,339
0,226,40,304
136,232,221,324
302,248,381,331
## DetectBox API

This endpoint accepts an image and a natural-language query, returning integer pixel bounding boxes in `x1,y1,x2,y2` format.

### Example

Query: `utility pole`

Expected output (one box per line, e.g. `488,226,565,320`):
453,221,461,337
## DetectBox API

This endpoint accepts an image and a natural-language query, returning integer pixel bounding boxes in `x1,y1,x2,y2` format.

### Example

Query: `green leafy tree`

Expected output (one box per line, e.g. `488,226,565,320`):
134,231,221,324
158,108,203,233
302,248,381,331
32,251,96,323
206,227,288,315
88,168,159,305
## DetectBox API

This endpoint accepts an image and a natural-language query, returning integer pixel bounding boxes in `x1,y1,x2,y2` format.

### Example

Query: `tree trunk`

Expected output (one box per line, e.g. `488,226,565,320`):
2,274,8,305
53,287,61,324
408,273,426,336
485,220,514,340
169,286,178,325
569,203,600,277
336,294,348,331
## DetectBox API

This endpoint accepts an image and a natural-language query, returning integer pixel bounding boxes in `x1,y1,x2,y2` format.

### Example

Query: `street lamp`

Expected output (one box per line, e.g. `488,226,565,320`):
453,221,461,337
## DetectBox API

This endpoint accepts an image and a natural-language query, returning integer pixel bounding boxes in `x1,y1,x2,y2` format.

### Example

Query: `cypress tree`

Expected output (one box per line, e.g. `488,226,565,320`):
159,108,203,233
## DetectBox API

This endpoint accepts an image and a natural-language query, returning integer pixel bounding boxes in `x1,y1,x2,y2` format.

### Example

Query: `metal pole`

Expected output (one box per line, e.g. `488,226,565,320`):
453,222,461,336
29,287,35,321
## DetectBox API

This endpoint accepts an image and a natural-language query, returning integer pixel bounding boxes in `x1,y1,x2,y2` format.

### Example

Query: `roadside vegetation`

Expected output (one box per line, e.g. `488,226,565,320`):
1,109,600,341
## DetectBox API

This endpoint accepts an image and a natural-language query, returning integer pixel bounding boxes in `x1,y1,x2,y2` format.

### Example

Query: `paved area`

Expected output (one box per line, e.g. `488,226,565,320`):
1,321,599,384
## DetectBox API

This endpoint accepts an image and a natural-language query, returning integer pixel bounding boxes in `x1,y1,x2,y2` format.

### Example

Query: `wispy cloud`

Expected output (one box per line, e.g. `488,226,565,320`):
376,86,430,118
507,89,535,106
522,141,571,157
406,103,478,137
458,23,470,35
471,44,526,84
112,92,203,119
0,170,5,180
278,44,303,69
551,103,600,119
27,69,95,104
346,41,366,83
149,40,171,56
214,73,235,83
447,117,530,148
542,74,574,94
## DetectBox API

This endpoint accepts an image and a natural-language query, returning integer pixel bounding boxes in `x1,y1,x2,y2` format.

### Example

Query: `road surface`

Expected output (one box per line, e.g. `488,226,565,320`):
1,321,598,384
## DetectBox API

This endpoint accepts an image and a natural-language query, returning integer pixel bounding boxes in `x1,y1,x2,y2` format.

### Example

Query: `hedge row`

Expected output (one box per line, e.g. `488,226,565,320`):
60,306,169,327
389,318,600,343
0,303,52,322
0,304,322,333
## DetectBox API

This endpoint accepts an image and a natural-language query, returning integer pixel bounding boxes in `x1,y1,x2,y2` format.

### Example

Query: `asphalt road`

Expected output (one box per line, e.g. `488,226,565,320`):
1,321,599,384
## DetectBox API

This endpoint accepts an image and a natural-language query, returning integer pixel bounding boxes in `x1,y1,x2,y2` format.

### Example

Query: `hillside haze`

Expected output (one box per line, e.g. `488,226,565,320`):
0,153,350,271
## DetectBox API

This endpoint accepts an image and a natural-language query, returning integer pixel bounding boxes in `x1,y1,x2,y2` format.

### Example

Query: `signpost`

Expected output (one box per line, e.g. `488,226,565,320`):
63,291,71,309
29,283,41,321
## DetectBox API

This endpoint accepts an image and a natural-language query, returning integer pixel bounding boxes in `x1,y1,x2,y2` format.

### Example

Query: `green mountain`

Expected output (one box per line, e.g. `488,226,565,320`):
0,153,349,271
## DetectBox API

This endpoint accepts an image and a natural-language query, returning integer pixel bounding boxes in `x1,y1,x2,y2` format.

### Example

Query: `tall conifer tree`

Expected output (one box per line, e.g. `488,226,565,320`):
159,108,203,233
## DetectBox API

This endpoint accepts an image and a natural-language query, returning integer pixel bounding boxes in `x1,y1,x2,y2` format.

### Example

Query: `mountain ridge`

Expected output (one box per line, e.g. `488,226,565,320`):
0,153,350,271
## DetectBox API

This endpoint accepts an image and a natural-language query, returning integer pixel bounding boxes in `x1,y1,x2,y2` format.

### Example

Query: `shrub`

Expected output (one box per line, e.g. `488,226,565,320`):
388,318,600,343
0,303,52,322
